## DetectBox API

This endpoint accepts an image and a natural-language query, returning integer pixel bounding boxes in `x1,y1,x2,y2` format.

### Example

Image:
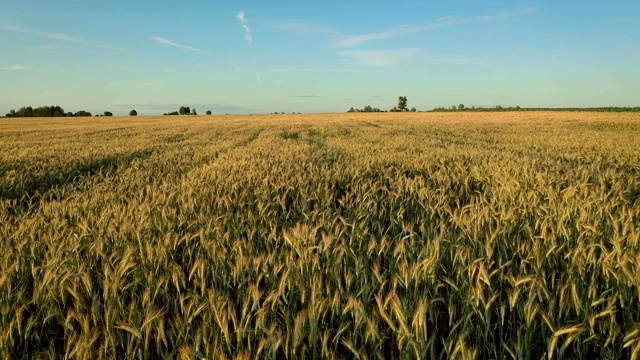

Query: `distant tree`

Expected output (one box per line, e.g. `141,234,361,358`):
75,110,92,117
104,111,113,117
179,106,191,115
129,109,138,116
21,106,34,117
458,104,465,111
347,107,355,113
410,107,417,112
452,105,457,110
53,106,65,117
206,110,212,115
398,96,408,112
191,108,197,115
495,105,503,111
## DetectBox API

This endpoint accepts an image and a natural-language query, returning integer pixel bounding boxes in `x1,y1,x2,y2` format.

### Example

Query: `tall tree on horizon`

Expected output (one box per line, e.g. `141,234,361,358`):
398,96,408,112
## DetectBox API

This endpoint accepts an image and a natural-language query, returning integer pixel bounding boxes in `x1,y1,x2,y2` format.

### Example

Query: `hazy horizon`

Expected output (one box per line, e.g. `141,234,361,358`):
1,0,639,115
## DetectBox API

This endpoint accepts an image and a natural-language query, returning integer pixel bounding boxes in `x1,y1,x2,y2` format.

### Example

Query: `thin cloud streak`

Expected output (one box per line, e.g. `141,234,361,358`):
151,36,206,54
426,57,486,65
0,65,28,71
334,7,535,47
0,23,125,50
37,67,66,72
273,22,339,35
237,11,261,86
338,49,425,67
23,45,68,50
237,11,253,49
268,68,367,73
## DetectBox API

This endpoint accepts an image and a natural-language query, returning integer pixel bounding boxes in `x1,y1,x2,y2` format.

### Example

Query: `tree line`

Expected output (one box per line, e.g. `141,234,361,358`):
3,105,141,118
4,102,639,118
348,96,417,113
163,106,213,116
431,104,640,112
2,105,215,118
4,106,91,118
348,98,640,114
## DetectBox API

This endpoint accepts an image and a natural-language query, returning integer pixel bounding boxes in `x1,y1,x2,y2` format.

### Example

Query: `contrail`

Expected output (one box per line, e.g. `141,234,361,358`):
237,11,253,49
237,11,261,86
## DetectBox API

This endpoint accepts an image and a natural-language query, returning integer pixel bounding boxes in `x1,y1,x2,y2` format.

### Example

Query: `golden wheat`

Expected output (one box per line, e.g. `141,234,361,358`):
0,112,638,358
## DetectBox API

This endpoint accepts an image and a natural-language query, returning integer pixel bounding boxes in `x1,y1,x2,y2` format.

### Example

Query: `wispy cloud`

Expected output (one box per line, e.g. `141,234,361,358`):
23,45,68,50
0,65,28,71
429,58,478,64
427,57,481,64
333,8,534,47
338,49,424,67
268,68,367,73
237,11,253,49
237,11,261,86
151,36,206,54
255,71,262,86
37,67,66,72
0,23,125,50
272,22,339,35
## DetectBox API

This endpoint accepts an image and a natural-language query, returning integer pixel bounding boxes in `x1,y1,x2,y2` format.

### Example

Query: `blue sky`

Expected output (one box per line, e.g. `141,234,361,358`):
1,0,639,115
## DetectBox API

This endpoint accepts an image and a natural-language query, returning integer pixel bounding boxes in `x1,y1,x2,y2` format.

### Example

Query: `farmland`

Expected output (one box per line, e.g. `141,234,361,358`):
1,112,639,359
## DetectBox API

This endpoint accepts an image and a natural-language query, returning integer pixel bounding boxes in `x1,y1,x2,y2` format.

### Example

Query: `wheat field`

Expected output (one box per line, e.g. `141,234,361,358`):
1,112,639,359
